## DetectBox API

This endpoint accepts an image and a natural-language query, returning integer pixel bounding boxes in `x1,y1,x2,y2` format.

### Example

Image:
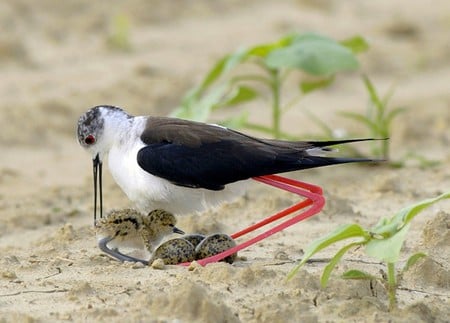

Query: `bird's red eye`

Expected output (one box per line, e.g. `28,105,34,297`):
84,134,96,145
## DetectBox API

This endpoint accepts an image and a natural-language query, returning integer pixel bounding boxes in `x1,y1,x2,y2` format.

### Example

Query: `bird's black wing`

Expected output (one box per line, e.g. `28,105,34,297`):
137,117,376,190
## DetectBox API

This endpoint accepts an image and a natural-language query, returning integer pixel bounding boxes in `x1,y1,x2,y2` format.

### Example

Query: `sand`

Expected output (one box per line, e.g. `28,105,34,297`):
1,1,449,322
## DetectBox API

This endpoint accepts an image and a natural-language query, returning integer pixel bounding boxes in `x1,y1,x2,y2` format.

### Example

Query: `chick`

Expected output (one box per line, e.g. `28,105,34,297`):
95,208,184,264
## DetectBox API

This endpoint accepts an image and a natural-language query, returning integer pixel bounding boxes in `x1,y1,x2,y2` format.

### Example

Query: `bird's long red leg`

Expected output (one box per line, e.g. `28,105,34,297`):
231,175,322,239
179,175,325,266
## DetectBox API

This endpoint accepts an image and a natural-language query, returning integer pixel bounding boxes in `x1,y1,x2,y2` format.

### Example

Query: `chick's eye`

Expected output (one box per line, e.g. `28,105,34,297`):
84,134,96,145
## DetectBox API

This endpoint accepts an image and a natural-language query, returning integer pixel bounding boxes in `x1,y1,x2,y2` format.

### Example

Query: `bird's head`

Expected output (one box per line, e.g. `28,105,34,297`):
146,209,185,237
77,105,129,224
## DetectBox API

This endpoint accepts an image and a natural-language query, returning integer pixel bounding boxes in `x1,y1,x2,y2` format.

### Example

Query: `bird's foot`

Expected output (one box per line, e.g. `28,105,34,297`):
98,237,149,265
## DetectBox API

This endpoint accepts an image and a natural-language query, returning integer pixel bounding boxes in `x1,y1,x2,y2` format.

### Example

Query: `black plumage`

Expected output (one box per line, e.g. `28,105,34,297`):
137,117,375,190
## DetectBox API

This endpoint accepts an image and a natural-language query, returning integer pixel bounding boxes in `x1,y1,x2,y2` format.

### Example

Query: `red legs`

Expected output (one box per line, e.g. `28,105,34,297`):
180,175,325,266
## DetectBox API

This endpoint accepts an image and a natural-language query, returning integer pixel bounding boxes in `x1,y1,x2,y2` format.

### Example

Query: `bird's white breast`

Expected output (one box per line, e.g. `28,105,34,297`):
107,117,247,215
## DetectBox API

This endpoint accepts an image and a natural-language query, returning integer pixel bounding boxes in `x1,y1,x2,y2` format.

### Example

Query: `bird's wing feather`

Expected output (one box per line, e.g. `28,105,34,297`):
138,117,307,189
137,117,376,190
137,140,296,190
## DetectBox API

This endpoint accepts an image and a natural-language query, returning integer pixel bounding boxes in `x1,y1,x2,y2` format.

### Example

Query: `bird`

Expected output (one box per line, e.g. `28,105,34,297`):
95,208,184,263
77,105,378,221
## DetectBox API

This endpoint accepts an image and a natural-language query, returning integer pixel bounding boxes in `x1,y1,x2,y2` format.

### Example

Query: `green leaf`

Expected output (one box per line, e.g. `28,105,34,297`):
372,191,450,237
321,242,362,287
247,34,295,57
200,33,297,90
385,107,406,125
379,81,398,109
215,85,258,109
288,224,368,279
199,56,228,90
362,75,384,112
340,35,369,54
172,83,230,121
402,252,426,272
339,111,378,134
200,49,249,90
342,269,376,280
370,192,449,258
171,87,202,119
107,14,132,51
300,76,335,94
265,33,359,76
395,191,450,226
365,223,411,263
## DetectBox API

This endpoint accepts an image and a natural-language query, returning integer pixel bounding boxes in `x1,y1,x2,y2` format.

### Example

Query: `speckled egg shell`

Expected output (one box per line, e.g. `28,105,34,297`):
151,238,196,265
182,234,206,248
195,233,237,264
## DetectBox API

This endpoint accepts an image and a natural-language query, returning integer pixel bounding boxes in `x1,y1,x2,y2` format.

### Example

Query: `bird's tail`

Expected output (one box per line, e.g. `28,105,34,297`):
306,138,385,148
299,138,386,169
298,155,379,170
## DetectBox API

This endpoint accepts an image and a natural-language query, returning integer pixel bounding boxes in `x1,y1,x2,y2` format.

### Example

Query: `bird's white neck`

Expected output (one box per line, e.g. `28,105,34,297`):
96,108,138,160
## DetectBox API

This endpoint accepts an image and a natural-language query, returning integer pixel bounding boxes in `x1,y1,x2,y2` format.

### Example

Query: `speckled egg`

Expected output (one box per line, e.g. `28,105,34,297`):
182,234,206,248
195,233,237,264
150,238,196,265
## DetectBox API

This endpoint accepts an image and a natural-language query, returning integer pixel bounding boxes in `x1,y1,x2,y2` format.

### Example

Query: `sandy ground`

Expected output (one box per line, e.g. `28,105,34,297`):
1,1,449,322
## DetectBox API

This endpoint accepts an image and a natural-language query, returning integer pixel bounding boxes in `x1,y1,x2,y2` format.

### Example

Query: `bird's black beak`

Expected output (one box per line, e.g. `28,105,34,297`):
172,226,185,235
93,154,103,226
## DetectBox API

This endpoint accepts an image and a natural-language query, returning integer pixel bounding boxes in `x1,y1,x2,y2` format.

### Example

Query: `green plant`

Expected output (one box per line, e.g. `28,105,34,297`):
107,14,132,51
288,191,450,310
339,75,405,160
171,33,368,139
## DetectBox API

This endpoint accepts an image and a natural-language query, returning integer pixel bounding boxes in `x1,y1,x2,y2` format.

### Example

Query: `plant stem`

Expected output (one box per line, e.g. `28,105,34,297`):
382,139,389,161
387,262,397,311
270,69,282,139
